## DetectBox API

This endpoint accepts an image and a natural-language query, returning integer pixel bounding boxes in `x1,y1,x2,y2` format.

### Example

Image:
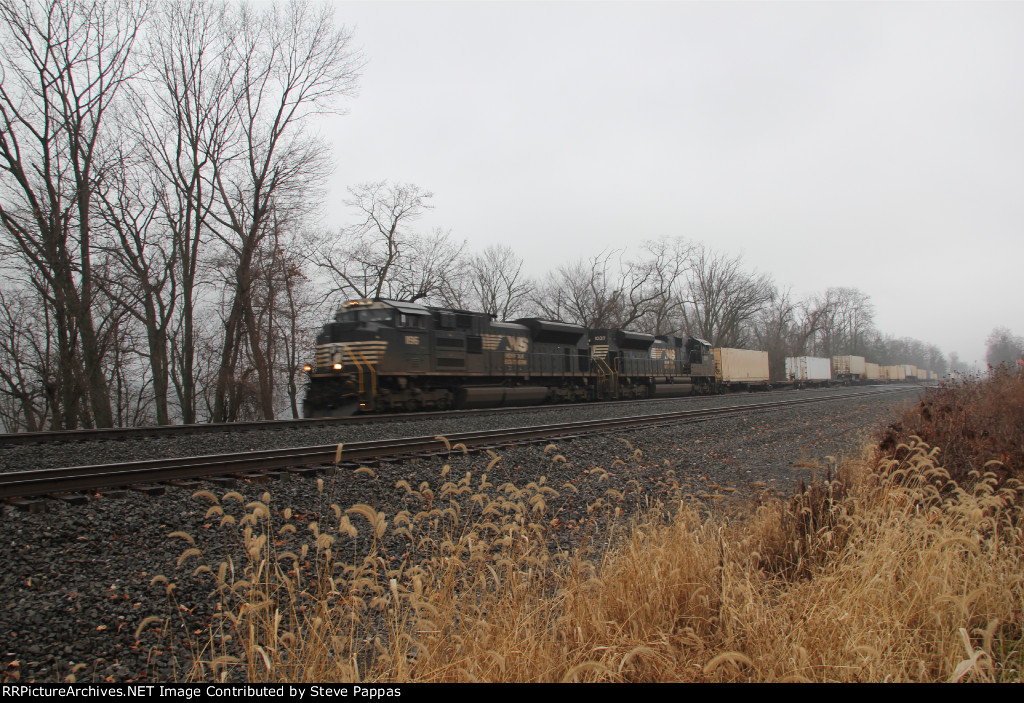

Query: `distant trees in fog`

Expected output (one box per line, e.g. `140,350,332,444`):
985,328,1024,368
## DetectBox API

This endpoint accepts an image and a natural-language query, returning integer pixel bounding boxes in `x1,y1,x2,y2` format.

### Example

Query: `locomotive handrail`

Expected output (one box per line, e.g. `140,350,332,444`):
355,350,377,407
347,350,364,394
594,356,615,394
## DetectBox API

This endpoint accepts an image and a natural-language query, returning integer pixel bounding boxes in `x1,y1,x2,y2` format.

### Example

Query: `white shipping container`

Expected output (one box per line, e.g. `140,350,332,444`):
904,364,918,378
833,355,866,377
714,348,770,383
865,362,881,380
785,356,832,381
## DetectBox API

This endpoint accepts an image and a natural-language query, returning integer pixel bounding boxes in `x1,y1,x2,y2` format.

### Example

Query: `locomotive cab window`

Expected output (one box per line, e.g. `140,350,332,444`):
334,309,393,324
397,313,426,329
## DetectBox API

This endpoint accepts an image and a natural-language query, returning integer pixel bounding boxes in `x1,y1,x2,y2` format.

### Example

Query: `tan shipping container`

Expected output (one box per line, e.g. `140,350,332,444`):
883,365,906,381
714,348,770,383
904,364,918,379
865,362,881,380
833,355,866,377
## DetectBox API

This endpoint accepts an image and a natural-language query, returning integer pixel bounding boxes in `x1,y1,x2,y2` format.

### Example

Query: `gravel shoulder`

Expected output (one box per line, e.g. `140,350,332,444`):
0,387,921,683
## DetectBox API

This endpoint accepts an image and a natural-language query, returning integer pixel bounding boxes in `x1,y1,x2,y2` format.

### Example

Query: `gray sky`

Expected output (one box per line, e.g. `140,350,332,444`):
315,1,1023,367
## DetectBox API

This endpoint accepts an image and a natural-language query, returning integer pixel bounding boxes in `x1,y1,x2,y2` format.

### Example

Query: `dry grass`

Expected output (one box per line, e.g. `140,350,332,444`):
155,373,1024,683
157,441,1022,683
882,367,1024,483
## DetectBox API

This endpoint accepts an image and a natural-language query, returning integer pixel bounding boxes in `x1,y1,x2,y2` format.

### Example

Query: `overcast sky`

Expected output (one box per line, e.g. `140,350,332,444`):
311,1,1023,367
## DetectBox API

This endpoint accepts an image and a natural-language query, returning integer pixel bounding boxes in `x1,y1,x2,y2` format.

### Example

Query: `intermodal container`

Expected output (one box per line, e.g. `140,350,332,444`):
785,356,832,381
714,348,770,383
883,365,906,381
833,355,866,378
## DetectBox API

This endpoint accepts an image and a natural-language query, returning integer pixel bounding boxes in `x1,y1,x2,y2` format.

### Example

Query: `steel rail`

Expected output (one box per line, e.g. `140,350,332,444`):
0,384,924,447
0,387,917,500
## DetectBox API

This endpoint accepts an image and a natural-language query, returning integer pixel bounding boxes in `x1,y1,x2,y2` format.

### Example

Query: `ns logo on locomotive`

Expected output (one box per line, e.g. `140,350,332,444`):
302,298,720,417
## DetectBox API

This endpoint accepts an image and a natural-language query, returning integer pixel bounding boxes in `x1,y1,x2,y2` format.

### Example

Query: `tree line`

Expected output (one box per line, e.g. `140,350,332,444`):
0,0,360,429
984,328,1024,370
0,0,955,432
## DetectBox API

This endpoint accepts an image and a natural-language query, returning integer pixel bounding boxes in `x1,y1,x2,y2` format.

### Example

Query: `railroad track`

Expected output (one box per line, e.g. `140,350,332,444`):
0,406,474,447
0,387,917,503
0,383,928,447
0,393,759,447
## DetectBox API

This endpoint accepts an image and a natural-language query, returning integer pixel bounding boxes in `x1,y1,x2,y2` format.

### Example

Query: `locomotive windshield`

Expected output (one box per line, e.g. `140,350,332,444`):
361,309,394,323
334,309,394,324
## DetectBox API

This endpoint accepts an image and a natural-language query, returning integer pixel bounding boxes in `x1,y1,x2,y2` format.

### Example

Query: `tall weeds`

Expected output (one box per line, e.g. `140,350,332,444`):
882,367,1024,482
159,439,1022,682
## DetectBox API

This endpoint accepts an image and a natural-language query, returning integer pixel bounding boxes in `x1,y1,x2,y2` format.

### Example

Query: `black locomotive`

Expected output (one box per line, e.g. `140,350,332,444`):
302,298,719,417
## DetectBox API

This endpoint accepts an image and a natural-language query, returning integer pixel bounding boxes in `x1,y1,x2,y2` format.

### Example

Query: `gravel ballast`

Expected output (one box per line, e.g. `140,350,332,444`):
0,387,921,683
3,386,907,473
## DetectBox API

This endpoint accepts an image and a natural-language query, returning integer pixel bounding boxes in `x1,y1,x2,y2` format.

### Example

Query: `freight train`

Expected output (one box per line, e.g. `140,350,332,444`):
302,298,928,417
302,298,726,417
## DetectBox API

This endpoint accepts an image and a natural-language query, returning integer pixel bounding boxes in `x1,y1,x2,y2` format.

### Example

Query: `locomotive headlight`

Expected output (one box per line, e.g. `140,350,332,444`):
333,363,343,370
303,364,312,372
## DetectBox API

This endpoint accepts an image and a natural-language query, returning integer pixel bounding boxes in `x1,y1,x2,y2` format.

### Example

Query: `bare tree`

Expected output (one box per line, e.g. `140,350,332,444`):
95,290,156,427
985,327,1023,368
680,246,773,347
805,287,875,357
0,0,146,427
209,0,363,422
833,287,874,355
630,237,692,335
134,0,237,424
226,213,319,420
94,143,178,424
272,242,319,419
0,284,52,431
532,250,663,329
462,244,532,320
948,352,971,375
311,181,437,303
924,343,949,376
752,285,798,381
